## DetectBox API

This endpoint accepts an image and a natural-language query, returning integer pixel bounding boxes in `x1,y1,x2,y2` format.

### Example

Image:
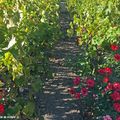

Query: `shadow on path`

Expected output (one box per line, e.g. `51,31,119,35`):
36,1,82,120
36,39,82,120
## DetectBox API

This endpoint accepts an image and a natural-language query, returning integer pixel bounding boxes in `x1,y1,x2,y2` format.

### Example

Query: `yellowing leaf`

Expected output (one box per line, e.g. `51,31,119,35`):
0,0,4,4
0,80,4,87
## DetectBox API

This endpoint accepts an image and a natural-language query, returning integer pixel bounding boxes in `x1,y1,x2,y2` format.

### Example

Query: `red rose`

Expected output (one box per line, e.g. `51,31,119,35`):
69,88,75,95
104,67,112,75
98,67,112,75
81,88,88,96
74,93,80,99
116,116,120,120
110,91,120,101
110,44,119,51
0,104,4,115
73,77,80,85
113,103,120,112
86,79,95,88
114,54,120,62
105,83,113,91
98,68,105,74
103,77,109,83
113,82,120,91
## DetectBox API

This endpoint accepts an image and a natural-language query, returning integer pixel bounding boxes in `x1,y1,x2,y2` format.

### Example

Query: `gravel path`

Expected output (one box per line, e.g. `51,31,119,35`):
36,1,82,120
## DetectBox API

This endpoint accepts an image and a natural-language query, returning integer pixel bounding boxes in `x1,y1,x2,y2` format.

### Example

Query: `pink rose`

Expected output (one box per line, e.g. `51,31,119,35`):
103,115,112,120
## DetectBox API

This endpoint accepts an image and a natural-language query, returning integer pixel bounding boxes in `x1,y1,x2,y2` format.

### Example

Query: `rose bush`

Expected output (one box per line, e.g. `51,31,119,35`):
67,0,120,119
69,44,120,119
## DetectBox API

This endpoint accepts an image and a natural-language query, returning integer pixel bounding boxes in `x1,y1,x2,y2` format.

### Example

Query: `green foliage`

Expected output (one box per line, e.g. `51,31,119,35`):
0,0,60,118
67,0,120,119
22,102,35,117
67,0,120,44
2,52,23,80
66,0,120,75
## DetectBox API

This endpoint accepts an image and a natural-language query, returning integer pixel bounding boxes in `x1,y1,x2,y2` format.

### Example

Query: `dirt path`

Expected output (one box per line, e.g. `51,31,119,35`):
36,1,82,120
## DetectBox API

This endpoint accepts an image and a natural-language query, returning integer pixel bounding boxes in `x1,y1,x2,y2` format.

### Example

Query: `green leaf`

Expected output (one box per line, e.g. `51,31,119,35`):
14,103,22,114
32,80,42,92
22,102,35,117
0,80,4,87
